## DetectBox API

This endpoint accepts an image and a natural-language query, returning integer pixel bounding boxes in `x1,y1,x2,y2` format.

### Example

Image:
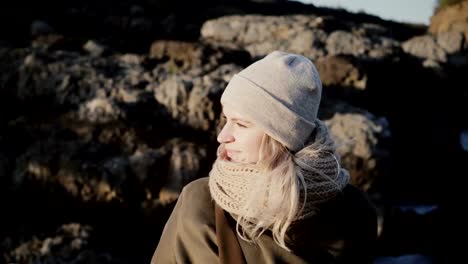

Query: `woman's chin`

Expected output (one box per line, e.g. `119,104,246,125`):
222,154,251,164
219,155,234,162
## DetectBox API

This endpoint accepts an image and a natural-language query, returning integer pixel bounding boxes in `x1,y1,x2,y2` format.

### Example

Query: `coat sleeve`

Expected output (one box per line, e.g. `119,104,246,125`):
347,189,378,264
296,185,378,264
151,178,219,264
329,186,378,264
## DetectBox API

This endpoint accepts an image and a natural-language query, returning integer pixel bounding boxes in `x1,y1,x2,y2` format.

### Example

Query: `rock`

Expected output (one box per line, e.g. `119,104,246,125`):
326,30,371,57
158,139,207,204
16,50,104,106
201,16,246,43
150,41,203,71
422,58,443,69
129,147,162,182
149,40,250,73
436,31,465,54
402,35,447,62
186,65,239,131
32,34,65,49
201,15,328,58
186,83,216,130
119,53,142,65
94,125,139,153
154,75,193,121
429,0,468,40
289,29,327,58
12,134,209,206
83,40,106,57
5,223,99,264
152,63,241,131
201,14,398,60
324,104,390,191
315,55,367,90
78,97,122,124
368,37,400,59
352,22,390,37
10,48,167,130
13,138,130,202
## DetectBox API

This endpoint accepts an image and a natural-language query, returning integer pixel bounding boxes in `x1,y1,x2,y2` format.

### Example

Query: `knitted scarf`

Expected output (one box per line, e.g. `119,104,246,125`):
208,120,350,223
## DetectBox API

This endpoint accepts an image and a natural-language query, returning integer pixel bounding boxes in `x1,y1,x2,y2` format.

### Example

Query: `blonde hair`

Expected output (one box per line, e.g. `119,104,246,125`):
216,121,345,252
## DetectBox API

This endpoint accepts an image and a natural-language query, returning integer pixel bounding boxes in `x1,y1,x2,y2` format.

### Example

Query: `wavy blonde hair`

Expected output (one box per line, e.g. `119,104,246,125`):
216,122,345,252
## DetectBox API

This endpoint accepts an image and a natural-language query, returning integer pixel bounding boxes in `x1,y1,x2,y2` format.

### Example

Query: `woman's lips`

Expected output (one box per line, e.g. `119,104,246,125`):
226,150,239,158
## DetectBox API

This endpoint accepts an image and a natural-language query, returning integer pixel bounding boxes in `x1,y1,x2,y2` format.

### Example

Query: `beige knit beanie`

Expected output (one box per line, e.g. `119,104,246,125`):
221,50,322,152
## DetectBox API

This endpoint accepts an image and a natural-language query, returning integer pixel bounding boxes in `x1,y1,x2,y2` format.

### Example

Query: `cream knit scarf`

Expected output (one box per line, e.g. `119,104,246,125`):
208,120,350,222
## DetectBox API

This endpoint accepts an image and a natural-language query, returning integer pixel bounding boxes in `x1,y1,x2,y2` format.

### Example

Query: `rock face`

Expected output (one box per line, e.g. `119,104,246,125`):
315,55,367,90
324,104,390,192
201,15,400,60
4,223,108,264
430,0,468,41
402,35,448,63
1,0,466,263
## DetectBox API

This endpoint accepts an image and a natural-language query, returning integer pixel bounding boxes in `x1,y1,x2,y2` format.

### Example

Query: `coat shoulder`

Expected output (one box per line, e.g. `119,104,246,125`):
182,177,211,202
179,177,215,224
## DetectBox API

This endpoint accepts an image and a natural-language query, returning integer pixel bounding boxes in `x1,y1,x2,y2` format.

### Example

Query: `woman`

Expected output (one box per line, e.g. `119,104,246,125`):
151,51,378,263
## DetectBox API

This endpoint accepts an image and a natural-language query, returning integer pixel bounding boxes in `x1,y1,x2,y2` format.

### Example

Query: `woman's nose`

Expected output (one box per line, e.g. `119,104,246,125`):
217,124,234,143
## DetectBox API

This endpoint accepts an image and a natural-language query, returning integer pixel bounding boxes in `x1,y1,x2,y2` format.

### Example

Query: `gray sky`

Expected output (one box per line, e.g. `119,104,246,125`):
300,0,437,25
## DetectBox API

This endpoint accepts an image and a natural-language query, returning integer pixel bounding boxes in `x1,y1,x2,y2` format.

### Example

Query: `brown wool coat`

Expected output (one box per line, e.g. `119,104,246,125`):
151,177,378,264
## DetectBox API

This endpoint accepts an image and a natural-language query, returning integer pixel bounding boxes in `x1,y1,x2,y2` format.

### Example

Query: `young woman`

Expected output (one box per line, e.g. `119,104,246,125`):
151,51,378,263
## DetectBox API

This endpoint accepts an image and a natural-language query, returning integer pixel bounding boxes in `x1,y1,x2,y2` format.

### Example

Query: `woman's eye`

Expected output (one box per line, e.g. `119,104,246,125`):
236,123,247,128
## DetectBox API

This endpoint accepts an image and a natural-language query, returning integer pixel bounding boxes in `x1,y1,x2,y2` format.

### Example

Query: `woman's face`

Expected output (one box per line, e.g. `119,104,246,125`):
217,104,265,164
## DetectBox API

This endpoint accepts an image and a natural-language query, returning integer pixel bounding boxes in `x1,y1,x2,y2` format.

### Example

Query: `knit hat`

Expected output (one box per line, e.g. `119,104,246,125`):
221,50,322,152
